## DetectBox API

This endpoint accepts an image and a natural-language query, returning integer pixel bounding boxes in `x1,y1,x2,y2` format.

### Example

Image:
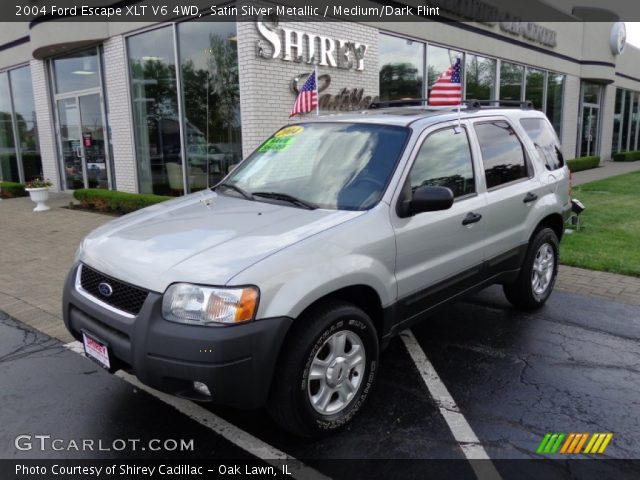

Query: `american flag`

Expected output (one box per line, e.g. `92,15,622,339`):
428,57,462,106
290,70,318,117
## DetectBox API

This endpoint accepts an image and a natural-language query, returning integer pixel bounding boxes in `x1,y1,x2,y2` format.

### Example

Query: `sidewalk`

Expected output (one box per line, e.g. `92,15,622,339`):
1,183,640,344
571,159,640,186
0,193,109,343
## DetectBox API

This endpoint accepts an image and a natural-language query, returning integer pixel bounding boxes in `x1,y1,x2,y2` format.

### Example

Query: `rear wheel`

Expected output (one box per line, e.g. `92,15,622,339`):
267,301,379,437
504,228,559,310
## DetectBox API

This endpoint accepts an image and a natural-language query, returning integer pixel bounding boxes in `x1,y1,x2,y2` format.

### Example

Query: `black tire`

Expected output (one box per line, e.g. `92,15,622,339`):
504,227,559,310
267,300,379,438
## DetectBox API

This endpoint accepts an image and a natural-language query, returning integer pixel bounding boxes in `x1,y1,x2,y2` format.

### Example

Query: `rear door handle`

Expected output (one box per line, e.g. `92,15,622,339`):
523,192,538,203
462,212,482,226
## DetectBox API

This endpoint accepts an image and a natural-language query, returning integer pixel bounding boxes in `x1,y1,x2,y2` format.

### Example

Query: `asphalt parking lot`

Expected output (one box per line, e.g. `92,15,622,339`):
1,286,639,480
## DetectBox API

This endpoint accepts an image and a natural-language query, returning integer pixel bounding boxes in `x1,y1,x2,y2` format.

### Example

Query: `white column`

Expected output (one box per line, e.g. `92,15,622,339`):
599,84,616,162
30,60,60,191
103,35,138,193
561,75,580,160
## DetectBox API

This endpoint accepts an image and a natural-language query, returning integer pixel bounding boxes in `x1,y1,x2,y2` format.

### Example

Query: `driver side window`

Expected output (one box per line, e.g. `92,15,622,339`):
409,127,476,198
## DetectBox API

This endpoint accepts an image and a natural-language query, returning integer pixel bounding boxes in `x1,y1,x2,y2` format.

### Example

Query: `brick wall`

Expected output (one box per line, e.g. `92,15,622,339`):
237,21,379,157
30,60,60,191
103,35,138,193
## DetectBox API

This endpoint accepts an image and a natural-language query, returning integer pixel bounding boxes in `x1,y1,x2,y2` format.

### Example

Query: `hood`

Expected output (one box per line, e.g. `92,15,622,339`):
79,191,364,293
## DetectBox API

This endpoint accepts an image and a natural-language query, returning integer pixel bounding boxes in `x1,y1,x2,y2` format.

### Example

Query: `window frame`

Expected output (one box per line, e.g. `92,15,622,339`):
404,123,479,204
125,20,241,196
519,117,565,171
0,63,43,184
471,117,533,192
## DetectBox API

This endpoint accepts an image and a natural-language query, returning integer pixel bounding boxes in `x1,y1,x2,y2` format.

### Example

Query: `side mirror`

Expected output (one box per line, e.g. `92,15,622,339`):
408,185,454,215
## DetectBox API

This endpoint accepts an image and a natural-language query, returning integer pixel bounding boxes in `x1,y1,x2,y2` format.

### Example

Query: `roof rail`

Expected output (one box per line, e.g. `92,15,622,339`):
368,98,534,110
368,98,468,110
369,98,426,109
465,99,534,109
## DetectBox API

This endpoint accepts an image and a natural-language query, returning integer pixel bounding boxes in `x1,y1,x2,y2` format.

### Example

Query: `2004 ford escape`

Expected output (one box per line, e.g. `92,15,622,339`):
64,103,571,437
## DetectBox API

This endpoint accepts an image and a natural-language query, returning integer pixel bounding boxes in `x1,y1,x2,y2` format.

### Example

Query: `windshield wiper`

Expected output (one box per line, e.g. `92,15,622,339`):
252,192,317,210
215,183,254,201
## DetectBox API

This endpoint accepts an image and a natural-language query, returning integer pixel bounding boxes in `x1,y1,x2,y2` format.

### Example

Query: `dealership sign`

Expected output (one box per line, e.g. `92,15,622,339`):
290,73,379,110
430,0,557,48
256,20,368,70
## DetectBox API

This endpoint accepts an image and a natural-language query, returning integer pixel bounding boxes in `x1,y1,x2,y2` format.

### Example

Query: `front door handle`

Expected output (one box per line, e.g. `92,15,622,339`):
523,192,538,203
462,212,482,226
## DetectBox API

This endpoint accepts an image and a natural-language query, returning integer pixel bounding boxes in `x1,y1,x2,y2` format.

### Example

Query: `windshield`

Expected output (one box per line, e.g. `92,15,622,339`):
222,123,409,210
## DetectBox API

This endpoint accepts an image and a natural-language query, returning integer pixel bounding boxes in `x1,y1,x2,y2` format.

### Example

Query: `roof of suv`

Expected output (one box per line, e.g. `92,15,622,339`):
311,106,548,129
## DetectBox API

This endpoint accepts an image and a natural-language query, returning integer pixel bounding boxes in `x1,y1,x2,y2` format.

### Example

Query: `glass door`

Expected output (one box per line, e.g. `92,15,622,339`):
57,93,109,189
79,94,108,188
578,82,601,158
58,98,85,190
52,46,111,190
580,106,600,157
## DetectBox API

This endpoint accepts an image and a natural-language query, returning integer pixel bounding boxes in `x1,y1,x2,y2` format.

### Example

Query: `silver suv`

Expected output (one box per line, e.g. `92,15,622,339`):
63,104,571,437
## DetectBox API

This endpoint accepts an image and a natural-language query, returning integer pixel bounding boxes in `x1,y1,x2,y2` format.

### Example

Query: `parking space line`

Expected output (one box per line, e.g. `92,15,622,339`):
64,341,330,480
400,330,502,480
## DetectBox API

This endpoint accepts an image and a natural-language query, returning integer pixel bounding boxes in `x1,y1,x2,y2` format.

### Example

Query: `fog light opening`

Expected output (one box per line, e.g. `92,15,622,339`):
193,381,211,397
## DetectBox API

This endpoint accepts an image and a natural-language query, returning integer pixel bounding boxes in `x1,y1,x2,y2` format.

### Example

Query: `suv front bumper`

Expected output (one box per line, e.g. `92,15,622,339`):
62,264,292,409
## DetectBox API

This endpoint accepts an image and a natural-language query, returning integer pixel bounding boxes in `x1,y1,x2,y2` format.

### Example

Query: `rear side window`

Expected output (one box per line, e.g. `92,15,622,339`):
409,127,475,198
474,121,528,189
520,118,564,171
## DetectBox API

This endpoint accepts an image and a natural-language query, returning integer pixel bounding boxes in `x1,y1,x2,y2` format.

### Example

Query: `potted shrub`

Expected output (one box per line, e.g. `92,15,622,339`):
25,178,53,212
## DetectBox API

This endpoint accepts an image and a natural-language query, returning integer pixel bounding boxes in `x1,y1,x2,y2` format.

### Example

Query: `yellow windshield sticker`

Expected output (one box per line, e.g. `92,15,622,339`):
258,136,296,152
274,125,304,137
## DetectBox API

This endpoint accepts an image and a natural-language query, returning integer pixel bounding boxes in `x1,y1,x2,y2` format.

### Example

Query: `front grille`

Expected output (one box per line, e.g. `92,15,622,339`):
80,264,148,316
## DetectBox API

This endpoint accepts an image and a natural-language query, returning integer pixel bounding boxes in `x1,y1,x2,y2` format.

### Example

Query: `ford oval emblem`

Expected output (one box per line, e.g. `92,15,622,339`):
98,282,114,297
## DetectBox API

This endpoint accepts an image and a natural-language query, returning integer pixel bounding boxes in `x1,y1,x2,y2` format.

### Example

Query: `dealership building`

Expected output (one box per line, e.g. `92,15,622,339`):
0,5,639,195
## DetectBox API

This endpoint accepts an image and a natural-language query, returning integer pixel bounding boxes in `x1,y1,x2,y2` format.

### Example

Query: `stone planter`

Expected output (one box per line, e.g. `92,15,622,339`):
25,187,50,212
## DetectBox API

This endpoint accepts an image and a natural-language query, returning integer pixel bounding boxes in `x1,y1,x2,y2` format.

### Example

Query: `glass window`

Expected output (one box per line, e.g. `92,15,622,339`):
128,26,182,195
621,90,631,151
520,118,564,171
612,88,625,154
525,68,545,109
53,48,100,94
475,121,527,188
0,72,19,182
178,21,241,192
379,34,424,102
10,66,42,182
583,83,600,105
428,45,462,96
629,92,639,152
546,73,564,137
499,62,524,102
465,54,496,101
410,128,475,198
225,123,409,211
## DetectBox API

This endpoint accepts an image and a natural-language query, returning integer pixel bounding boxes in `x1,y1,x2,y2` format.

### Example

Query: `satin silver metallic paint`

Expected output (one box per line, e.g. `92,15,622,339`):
74,108,569,323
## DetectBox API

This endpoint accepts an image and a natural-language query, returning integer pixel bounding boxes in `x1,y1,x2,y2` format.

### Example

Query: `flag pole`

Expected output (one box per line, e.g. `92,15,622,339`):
315,65,319,117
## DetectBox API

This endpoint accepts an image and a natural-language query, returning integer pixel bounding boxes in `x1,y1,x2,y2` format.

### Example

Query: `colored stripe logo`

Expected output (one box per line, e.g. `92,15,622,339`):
537,433,613,454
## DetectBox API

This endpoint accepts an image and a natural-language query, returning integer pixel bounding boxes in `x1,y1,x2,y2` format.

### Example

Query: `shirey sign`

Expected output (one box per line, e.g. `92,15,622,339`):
255,19,369,71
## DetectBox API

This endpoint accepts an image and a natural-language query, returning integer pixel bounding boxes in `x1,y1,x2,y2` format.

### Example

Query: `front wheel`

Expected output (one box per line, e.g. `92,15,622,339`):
504,227,559,310
267,301,379,438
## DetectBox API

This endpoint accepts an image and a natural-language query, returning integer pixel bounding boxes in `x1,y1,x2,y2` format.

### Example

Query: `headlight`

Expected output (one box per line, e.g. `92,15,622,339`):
162,284,259,326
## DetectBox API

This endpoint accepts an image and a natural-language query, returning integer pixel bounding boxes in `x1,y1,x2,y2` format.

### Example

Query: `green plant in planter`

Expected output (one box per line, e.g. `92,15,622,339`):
25,178,53,189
